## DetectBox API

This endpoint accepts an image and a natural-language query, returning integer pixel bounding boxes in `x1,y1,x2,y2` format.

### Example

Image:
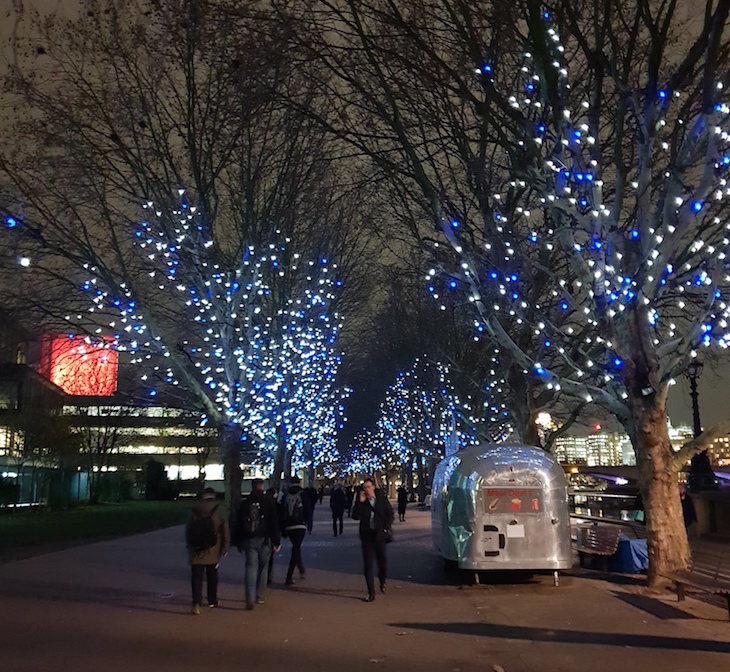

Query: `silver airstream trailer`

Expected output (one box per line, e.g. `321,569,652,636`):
431,444,572,583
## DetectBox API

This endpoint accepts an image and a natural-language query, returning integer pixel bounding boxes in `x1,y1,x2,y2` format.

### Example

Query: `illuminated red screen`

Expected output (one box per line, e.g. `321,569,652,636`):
44,336,118,396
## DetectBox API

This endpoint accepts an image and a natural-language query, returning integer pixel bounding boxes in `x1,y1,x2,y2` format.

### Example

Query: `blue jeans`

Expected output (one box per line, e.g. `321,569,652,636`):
243,537,272,603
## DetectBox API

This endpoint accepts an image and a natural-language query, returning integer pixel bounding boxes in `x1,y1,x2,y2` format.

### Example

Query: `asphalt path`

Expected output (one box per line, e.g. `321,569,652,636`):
0,502,728,672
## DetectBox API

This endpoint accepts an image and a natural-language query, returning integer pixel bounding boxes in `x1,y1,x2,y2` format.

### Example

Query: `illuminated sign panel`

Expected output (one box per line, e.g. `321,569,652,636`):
41,336,118,396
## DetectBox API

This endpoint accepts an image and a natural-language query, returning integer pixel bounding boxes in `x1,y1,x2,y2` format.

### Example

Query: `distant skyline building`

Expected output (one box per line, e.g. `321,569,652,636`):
553,432,624,467
550,417,719,467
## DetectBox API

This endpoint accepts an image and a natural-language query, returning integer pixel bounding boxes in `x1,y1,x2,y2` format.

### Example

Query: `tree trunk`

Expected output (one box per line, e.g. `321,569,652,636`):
507,367,539,444
631,396,690,586
271,423,289,490
284,445,295,484
221,426,242,528
416,453,426,502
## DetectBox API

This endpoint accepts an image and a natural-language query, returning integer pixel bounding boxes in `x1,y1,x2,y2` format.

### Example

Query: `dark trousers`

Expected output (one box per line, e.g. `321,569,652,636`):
191,564,218,606
332,511,344,536
361,529,387,597
267,545,275,585
286,528,306,582
398,503,407,521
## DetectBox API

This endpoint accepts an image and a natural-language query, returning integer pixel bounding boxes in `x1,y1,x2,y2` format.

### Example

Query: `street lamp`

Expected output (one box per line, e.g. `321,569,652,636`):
687,360,704,438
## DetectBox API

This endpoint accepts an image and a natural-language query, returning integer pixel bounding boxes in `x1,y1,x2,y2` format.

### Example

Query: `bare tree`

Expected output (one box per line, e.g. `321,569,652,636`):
285,0,730,583
0,0,371,508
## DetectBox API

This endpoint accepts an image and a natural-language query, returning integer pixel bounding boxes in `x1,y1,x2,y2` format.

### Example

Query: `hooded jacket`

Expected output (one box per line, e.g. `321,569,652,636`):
185,497,230,565
280,485,310,531
236,489,281,547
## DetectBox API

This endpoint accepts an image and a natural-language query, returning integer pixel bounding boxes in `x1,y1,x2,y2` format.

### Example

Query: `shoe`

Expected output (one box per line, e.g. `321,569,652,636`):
380,582,386,594
299,571,306,580
191,605,201,615
256,598,266,605
246,602,255,611
285,579,294,587
363,594,376,603
208,603,217,609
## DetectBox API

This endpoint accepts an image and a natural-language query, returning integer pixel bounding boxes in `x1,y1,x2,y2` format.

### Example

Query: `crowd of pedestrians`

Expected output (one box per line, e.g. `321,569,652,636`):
185,477,398,614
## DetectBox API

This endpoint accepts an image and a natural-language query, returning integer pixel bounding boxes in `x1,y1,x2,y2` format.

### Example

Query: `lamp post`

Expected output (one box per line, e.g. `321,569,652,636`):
687,360,704,438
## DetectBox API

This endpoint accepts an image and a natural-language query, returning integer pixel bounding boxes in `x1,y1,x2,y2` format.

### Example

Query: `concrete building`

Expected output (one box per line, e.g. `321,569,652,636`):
0,312,245,503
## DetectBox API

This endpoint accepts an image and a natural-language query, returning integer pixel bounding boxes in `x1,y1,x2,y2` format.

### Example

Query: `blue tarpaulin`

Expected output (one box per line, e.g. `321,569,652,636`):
611,533,649,573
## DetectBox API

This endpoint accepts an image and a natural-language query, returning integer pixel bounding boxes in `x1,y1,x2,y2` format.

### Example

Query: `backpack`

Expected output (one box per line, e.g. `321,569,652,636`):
284,492,305,527
239,499,263,537
187,504,219,552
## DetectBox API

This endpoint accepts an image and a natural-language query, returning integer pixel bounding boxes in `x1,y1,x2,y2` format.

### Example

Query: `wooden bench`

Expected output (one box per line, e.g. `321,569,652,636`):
661,543,730,621
576,523,621,570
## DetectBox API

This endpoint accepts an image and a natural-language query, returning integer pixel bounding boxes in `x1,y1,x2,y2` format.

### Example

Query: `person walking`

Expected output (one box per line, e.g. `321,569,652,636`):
265,487,278,586
304,484,318,533
352,477,394,602
330,483,347,537
397,485,408,522
185,487,229,615
318,485,325,504
345,485,354,517
281,477,308,586
237,479,281,610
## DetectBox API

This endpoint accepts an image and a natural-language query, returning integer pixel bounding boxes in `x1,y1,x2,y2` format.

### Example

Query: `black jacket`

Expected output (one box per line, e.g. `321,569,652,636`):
237,490,281,547
352,490,394,542
330,488,347,515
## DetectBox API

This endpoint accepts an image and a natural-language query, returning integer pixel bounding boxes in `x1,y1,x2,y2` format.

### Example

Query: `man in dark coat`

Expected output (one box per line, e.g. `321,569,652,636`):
330,483,347,537
352,477,394,602
679,483,698,536
237,479,281,610
345,485,354,517
397,485,408,522
186,487,229,615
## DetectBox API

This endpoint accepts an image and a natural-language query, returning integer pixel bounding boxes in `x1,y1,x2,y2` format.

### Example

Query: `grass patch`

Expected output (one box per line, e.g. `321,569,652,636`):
0,500,192,560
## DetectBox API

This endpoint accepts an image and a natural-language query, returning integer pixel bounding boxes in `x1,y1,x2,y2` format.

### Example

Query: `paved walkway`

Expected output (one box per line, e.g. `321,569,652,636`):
0,504,728,672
